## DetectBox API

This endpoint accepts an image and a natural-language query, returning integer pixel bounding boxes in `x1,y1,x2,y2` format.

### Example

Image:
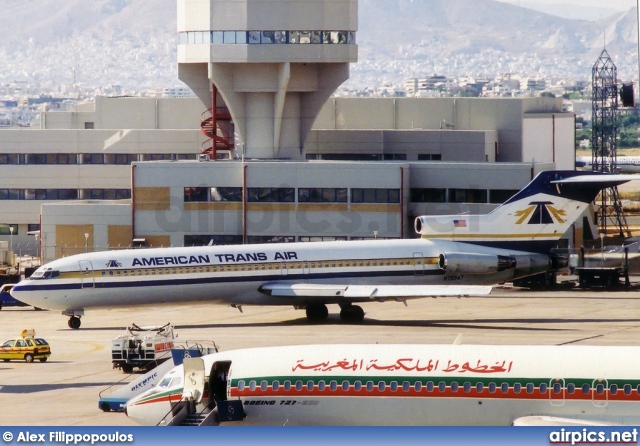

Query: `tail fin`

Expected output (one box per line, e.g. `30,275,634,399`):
414,170,636,253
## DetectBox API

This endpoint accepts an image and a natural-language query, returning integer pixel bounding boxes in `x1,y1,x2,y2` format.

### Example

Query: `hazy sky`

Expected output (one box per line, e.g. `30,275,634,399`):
496,0,634,9
493,0,635,20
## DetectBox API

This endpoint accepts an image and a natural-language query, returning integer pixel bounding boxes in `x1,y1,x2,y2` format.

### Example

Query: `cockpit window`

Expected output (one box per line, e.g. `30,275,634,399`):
158,377,172,388
30,268,60,280
30,268,47,279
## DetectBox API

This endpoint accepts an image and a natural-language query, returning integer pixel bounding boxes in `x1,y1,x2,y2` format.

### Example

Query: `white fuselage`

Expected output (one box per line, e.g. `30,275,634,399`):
11,238,545,312
126,343,640,426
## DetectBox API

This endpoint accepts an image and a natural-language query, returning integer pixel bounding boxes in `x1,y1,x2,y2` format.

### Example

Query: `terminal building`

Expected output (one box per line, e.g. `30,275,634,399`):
0,0,578,263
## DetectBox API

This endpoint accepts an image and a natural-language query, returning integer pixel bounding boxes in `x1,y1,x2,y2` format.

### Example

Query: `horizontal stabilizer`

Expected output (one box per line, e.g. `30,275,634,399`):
512,416,619,426
258,283,492,300
552,174,640,187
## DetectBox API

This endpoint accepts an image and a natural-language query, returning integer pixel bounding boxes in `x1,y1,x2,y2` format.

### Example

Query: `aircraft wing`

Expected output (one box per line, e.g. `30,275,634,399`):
258,283,492,302
512,416,619,426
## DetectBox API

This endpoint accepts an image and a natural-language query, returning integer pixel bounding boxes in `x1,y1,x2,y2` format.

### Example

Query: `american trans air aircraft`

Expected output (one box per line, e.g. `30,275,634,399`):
125,342,640,426
11,170,636,329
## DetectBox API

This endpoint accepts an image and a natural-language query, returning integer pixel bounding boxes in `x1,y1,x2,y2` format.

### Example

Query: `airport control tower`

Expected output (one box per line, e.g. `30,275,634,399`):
177,0,358,160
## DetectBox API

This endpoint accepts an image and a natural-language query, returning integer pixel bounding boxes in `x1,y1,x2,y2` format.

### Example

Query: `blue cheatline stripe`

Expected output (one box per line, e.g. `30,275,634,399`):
14,268,446,292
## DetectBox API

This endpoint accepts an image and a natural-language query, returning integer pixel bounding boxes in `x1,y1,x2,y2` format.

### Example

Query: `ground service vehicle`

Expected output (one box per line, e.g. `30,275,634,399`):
112,323,175,373
0,329,51,362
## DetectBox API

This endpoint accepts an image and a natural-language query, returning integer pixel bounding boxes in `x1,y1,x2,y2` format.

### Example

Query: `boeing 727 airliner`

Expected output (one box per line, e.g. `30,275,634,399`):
10,170,637,328
125,342,640,426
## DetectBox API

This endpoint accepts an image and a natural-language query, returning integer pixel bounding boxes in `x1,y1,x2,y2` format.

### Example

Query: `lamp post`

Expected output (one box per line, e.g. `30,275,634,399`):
35,233,40,262
84,233,89,253
9,226,13,252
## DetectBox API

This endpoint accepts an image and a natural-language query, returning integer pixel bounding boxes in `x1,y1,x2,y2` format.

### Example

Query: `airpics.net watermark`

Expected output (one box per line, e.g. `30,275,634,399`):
2,431,134,445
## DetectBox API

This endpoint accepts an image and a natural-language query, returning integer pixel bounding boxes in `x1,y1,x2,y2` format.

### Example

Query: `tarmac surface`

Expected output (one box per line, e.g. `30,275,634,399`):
2,278,640,426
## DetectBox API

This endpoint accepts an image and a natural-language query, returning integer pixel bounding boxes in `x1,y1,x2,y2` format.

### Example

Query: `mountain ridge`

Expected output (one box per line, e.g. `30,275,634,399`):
0,0,637,90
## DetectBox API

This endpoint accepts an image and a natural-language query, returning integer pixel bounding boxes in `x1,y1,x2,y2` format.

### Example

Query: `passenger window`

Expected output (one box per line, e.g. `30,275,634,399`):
317,381,325,391
342,381,349,391
366,381,374,392
450,382,459,392
426,381,434,392
272,381,279,391
463,382,471,393
354,381,361,391
513,383,521,394
438,381,446,392
488,383,496,393
414,382,422,391
249,381,256,391
595,384,605,395
624,384,632,395
295,381,303,391
552,383,562,394
610,384,617,395
378,382,385,391
567,383,575,394
539,383,547,393
582,384,591,394
402,381,411,392
307,381,314,391
390,381,398,392
237,380,245,391
330,381,337,391
526,383,534,394
261,381,268,391
476,383,484,392
283,381,291,391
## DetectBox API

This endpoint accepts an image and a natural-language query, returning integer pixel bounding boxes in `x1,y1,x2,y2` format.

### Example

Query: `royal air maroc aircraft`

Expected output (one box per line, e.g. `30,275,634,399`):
125,342,640,426
10,170,636,329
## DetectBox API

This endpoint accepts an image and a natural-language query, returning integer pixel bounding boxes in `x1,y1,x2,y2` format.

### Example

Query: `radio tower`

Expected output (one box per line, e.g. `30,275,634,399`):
591,49,629,237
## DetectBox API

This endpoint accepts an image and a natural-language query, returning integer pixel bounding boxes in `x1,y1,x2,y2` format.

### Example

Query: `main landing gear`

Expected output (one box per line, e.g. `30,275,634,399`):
63,310,84,329
304,304,365,322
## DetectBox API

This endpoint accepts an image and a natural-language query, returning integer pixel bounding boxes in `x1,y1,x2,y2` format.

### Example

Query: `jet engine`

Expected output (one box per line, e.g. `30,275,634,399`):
438,253,516,274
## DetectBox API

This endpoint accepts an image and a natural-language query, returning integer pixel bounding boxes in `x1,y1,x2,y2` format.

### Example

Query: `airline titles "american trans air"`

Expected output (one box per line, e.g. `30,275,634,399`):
130,252,299,267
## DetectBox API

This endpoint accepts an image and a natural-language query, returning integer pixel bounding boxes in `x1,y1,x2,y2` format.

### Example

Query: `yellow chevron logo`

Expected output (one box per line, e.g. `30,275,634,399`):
514,202,566,225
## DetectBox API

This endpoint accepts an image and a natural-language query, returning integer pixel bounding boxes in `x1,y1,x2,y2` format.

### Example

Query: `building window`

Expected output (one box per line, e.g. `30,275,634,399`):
248,188,295,203
298,188,347,203
184,235,243,246
28,224,40,232
81,154,105,164
489,189,519,204
211,187,243,202
25,154,47,165
383,154,407,161
184,187,208,202
0,154,20,164
247,236,295,244
351,189,400,204
181,30,354,45
113,154,137,165
0,224,17,235
84,122,94,129
418,154,442,161
410,188,446,203
449,189,488,204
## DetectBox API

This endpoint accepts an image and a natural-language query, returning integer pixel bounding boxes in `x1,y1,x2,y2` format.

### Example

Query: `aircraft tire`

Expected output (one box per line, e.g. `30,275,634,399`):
68,317,81,329
339,305,365,322
305,304,328,321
